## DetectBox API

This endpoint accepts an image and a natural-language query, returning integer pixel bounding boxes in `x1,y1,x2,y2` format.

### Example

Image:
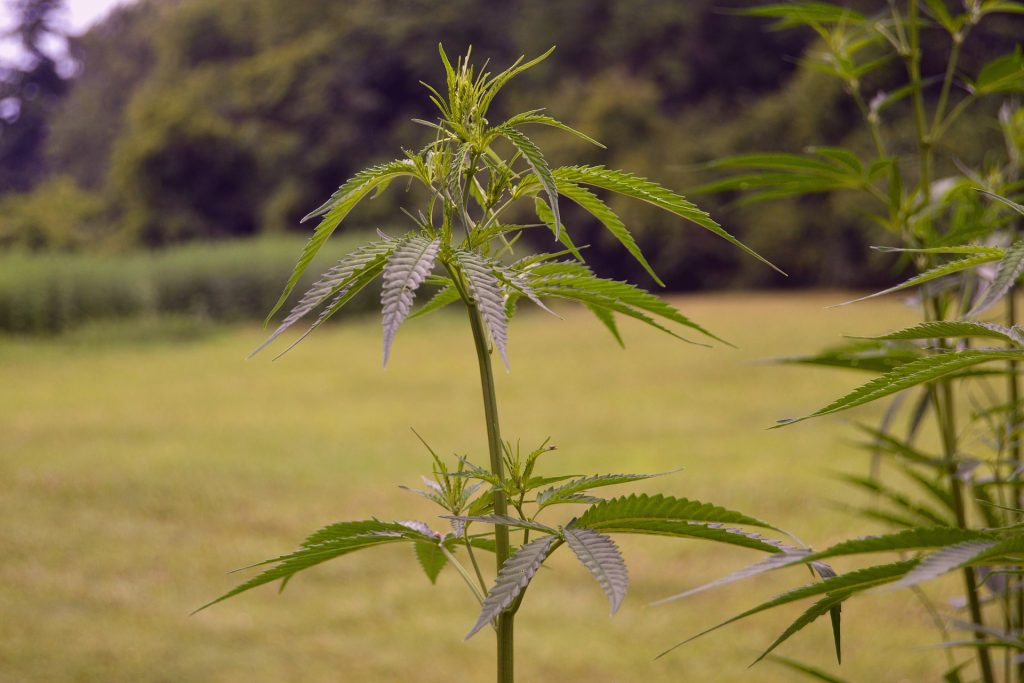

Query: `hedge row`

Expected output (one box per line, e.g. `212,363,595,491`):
0,235,373,333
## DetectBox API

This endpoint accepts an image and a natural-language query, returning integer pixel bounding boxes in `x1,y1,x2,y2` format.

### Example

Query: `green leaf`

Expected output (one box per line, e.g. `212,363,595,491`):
739,2,866,29
585,303,624,347
450,515,557,534
552,165,783,275
455,249,510,367
658,560,918,658
380,236,440,366
534,197,584,260
249,241,394,358
195,520,431,613
577,494,788,553
969,239,1024,316
500,126,560,238
980,189,1024,217
799,528,997,565
536,472,673,509
776,350,1024,426
838,474,954,527
766,655,851,683
835,253,1003,306
773,340,923,373
750,594,846,666
500,112,604,148
267,159,419,322
466,534,560,639
414,541,448,584
890,541,999,589
856,320,1024,345
563,526,628,614
408,284,461,320
556,180,663,286
973,48,1024,95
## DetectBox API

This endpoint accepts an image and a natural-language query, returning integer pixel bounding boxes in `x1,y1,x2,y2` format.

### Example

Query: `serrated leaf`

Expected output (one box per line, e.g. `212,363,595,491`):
658,560,918,658
652,550,811,605
466,534,560,639
800,528,997,565
766,655,851,683
250,241,394,358
380,236,440,366
500,126,560,238
536,472,672,509
857,320,1024,345
563,527,628,614
750,593,846,666
773,340,923,373
585,303,624,347
889,541,998,589
448,515,557,533
838,474,953,526
556,180,663,286
500,112,604,148
455,249,510,367
534,197,584,260
552,165,783,275
414,541,448,584
267,159,419,322
195,519,430,613
836,253,1004,306
969,239,1024,316
408,284,461,320
777,350,1024,426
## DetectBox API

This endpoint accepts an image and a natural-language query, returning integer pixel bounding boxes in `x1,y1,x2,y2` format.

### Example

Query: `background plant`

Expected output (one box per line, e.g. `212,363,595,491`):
684,3,1024,681
195,47,809,683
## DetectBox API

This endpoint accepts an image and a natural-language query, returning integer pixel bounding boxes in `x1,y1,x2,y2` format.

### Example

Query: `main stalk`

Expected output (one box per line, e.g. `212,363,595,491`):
466,301,515,683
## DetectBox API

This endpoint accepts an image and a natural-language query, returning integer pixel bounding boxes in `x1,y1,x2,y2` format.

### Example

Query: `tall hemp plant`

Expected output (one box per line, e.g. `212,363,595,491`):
665,3,1024,682
195,48,801,682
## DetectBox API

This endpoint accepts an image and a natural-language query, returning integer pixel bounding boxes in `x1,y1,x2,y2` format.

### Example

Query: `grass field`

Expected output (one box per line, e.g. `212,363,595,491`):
1,291,971,682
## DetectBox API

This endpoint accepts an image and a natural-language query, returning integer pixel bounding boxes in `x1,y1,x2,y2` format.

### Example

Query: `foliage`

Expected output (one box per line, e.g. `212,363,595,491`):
690,2,1024,681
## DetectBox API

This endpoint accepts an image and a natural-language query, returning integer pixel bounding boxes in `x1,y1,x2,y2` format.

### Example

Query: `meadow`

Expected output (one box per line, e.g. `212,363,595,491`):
2,291,964,682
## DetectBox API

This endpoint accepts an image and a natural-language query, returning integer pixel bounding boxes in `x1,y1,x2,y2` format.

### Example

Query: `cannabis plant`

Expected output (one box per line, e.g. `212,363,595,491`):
682,3,1024,681
196,47,794,682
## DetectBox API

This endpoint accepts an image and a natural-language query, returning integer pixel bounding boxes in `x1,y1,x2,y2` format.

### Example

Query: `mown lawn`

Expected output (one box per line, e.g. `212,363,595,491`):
2,292,967,682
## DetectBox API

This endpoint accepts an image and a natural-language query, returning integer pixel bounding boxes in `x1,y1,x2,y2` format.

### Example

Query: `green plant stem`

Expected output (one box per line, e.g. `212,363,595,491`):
441,545,486,605
465,299,515,683
905,0,932,201
1007,291,1024,683
932,379,996,683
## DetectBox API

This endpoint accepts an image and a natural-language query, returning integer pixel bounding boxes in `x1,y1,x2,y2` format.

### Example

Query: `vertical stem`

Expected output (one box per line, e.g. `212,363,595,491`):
465,300,514,683
906,0,932,201
932,380,996,683
1008,291,1024,683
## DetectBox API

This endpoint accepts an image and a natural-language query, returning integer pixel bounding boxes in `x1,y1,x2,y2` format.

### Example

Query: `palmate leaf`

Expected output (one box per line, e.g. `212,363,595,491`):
969,239,1024,316
551,165,784,275
249,240,394,358
499,126,561,237
749,593,847,666
267,159,421,322
195,519,434,612
659,559,918,659
455,249,510,367
836,252,1004,306
776,350,1024,426
857,320,1024,345
380,236,440,366
563,526,628,614
555,180,663,286
534,197,584,260
799,527,997,565
536,472,672,509
466,534,560,639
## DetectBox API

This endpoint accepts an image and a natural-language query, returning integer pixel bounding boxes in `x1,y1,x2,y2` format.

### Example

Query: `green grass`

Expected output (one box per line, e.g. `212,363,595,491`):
1,291,965,681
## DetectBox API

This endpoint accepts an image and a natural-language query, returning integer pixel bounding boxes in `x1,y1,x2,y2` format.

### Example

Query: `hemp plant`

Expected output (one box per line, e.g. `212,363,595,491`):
196,47,798,682
676,3,1024,681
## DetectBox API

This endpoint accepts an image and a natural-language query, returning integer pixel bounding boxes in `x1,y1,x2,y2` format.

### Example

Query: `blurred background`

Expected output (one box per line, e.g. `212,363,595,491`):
1,1,1022,681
